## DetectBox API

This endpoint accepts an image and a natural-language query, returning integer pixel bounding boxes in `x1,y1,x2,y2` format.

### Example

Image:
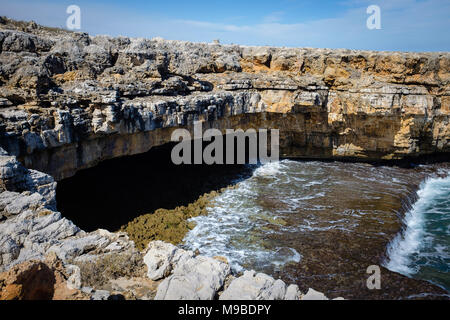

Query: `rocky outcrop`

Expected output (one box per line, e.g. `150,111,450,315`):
144,240,338,300
0,252,88,300
0,18,448,180
0,154,134,272
219,270,297,300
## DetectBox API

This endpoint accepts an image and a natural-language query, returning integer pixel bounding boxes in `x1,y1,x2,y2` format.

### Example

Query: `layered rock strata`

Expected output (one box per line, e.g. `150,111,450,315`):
0,18,448,180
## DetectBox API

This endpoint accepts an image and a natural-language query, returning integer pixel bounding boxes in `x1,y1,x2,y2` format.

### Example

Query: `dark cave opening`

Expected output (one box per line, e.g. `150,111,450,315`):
56,140,257,232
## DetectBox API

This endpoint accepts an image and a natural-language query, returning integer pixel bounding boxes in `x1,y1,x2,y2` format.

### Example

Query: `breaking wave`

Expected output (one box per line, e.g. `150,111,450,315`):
385,171,450,290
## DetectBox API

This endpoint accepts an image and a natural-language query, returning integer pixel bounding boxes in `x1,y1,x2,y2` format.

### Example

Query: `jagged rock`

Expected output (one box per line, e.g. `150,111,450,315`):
90,289,111,300
220,270,288,300
154,255,231,300
143,240,194,280
108,277,159,300
301,288,328,300
285,284,302,300
0,253,88,300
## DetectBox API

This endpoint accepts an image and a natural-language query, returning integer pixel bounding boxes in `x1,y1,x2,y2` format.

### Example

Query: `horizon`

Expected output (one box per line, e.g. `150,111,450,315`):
0,0,449,52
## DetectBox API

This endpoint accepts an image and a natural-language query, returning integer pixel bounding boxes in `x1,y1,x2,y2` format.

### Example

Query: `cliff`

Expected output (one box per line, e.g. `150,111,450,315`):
1,17,449,300
0,17,448,180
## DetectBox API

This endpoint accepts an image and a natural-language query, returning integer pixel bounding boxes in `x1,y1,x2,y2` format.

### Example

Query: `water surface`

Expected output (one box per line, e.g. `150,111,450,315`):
182,160,450,299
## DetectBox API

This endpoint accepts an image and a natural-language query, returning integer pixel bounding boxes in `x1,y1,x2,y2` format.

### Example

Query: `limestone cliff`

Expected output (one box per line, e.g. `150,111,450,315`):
0,18,448,180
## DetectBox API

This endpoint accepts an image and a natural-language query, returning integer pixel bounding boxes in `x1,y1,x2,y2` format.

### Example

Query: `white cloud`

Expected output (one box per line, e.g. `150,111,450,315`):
0,0,448,51
168,0,450,51
262,11,285,23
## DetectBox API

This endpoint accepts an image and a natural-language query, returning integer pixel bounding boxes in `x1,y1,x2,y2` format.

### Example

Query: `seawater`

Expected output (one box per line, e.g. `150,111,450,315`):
182,159,450,299
386,172,450,291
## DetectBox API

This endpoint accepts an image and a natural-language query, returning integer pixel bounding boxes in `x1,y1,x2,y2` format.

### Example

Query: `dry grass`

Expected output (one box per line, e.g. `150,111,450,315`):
0,16,73,35
74,251,145,289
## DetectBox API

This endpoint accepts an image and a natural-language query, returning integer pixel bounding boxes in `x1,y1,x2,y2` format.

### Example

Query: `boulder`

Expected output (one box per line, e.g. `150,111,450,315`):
155,255,230,300
143,240,193,280
220,270,287,300
301,288,328,300
0,253,87,300
285,284,302,300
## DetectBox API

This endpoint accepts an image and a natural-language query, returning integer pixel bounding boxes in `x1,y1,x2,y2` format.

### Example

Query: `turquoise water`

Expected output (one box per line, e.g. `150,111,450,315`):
386,172,450,291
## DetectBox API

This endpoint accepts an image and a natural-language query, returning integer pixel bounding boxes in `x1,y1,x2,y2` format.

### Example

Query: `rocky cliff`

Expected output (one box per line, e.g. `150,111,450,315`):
1,17,450,300
0,18,449,180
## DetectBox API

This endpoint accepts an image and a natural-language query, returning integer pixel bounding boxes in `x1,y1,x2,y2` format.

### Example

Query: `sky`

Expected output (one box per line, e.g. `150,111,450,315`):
0,0,449,51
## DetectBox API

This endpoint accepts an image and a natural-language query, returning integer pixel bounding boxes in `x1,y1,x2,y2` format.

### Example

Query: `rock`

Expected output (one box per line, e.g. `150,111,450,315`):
301,288,329,300
2,16,445,301
48,234,109,261
155,255,230,300
0,209,80,271
66,264,81,290
0,253,87,300
220,270,287,300
90,289,111,300
2,191,43,216
108,277,159,300
81,286,94,294
285,284,302,300
143,240,194,280
0,18,447,181
0,98,12,107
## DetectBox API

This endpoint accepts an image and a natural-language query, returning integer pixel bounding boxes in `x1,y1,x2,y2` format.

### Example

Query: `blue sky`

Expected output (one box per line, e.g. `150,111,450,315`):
1,0,449,51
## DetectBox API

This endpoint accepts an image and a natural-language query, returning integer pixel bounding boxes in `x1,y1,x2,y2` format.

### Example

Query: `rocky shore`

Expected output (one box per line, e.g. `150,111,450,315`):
0,149,340,300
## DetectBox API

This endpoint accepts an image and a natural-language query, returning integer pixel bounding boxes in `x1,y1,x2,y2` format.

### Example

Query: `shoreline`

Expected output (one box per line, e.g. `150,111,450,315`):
1,147,450,299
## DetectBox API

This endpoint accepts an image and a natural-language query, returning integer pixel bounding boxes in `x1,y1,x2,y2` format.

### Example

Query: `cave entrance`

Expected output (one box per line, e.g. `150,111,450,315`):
56,140,256,232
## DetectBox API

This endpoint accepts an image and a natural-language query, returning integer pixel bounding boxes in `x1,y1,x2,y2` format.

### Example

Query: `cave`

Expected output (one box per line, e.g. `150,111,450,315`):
55,138,258,232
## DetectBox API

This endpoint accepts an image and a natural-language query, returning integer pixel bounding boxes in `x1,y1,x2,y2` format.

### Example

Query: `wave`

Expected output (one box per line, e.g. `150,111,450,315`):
385,172,450,285
182,160,302,273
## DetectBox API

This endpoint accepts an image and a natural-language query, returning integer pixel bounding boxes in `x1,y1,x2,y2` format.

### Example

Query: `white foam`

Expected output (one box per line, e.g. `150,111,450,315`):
385,172,450,276
182,160,303,273
253,161,283,177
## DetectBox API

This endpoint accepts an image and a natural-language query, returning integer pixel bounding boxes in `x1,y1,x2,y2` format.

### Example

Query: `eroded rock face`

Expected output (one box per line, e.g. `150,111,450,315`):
2,153,329,300
0,252,88,300
0,18,448,180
